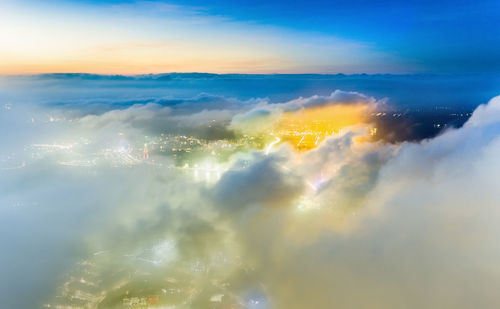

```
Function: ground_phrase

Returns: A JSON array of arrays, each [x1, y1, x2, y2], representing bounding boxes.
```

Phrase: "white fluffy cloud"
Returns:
[[214, 95, 500, 308]]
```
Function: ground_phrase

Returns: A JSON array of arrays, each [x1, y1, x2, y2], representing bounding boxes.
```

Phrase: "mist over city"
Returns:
[[1, 1, 500, 308]]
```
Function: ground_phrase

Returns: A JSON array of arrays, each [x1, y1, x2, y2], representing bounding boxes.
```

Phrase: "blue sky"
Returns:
[[1, 0, 499, 74], [157, 0, 500, 71]]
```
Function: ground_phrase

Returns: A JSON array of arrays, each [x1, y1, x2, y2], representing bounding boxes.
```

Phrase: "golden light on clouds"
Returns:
[[273, 104, 374, 150]]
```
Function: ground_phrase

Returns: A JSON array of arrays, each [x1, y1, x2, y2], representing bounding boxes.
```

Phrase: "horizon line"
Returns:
[[2, 72, 489, 78]]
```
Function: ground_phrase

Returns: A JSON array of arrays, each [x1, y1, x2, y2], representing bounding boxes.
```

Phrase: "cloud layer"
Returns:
[[1, 85, 500, 308]]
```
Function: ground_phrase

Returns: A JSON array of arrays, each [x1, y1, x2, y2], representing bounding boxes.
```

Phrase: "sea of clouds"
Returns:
[[1, 76, 500, 308]]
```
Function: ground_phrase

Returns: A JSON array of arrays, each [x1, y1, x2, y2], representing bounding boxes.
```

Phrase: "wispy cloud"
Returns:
[[0, 0, 407, 74]]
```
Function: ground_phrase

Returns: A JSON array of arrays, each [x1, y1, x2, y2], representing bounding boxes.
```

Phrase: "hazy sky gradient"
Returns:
[[2, 0, 498, 74]]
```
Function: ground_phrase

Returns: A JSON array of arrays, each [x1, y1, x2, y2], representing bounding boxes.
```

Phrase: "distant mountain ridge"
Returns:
[[5, 72, 458, 81]]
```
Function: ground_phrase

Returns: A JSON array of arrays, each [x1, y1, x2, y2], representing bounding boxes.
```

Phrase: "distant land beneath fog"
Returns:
[[1, 73, 500, 110]]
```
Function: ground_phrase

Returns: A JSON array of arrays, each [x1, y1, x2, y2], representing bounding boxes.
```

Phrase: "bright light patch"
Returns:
[[272, 104, 373, 150]]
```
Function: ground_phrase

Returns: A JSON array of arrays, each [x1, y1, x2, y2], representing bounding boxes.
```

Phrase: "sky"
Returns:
[[1, 0, 499, 74]]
